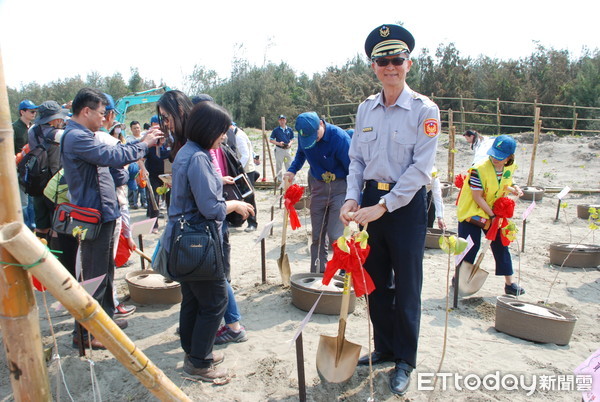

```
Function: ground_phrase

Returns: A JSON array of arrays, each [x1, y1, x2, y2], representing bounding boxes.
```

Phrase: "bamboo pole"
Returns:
[[0, 222, 191, 401], [0, 48, 51, 401], [527, 107, 541, 186], [449, 125, 456, 183]]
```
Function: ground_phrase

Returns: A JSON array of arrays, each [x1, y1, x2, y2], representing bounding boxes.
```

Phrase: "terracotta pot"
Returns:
[[519, 186, 545, 201], [290, 273, 355, 315], [425, 228, 457, 249], [495, 296, 577, 346], [576, 203, 600, 220], [548, 242, 600, 268], [125, 270, 182, 304]]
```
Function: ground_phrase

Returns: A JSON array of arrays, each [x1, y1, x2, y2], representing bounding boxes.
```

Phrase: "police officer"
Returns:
[[340, 24, 440, 396]]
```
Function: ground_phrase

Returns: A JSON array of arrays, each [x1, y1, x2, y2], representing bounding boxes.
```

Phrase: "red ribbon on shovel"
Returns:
[[284, 184, 304, 230]]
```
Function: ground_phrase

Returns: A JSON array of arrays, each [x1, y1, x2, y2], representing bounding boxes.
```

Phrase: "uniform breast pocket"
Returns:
[[392, 132, 417, 167], [358, 131, 378, 161]]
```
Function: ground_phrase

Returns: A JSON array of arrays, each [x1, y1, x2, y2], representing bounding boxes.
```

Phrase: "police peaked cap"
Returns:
[[365, 24, 415, 59]]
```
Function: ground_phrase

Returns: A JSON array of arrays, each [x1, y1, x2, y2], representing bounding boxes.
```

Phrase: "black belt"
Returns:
[[276, 145, 289, 149], [365, 180, 396, 192]]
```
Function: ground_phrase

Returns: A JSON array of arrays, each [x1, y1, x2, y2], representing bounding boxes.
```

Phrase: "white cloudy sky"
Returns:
[[1, 0, 598, 90]]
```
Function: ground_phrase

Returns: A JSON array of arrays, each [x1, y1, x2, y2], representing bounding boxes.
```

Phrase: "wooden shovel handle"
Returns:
[[133, 248, 152, 262]]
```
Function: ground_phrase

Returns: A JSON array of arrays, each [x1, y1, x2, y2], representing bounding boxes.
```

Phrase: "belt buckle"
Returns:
[[377, 182, 390, 191]]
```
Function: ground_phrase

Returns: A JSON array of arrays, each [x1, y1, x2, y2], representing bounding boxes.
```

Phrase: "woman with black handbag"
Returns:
[[162, 101, 254, 382]]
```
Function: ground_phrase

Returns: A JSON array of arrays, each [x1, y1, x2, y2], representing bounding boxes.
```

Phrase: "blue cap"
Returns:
[[295, 112, 321, 150], [19, 100, 38, 110], [103, 93, 119, 114], [488, 135, 517, 160], [150, 115, 160, 124], [278, 114, 286, 120], [346, 128, 355, 138]]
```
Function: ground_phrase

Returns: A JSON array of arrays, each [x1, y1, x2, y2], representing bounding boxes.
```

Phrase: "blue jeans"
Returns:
[[224, 281, 241, 324]]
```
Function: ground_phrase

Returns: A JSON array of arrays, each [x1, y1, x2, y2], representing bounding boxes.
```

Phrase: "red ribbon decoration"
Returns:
[[322, 239, 375, 297], [284, 184, 304, 230], [486, 196, 516, 245], [454, 173, 466, 205], [32, 275, 46, 292]]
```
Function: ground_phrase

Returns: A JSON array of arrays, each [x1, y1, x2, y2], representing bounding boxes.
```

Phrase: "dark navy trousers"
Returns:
[[362, 186, 427, 368]]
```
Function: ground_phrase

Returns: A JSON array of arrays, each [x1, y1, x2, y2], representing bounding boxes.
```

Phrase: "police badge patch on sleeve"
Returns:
[[424, 119, 439, 137]]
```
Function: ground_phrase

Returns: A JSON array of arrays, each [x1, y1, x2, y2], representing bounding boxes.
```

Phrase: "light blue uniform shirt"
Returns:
[[346, 85, 440, 212]]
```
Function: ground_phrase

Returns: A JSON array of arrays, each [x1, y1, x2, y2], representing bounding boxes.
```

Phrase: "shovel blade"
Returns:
[[458, 261, 489, 296], [316, 334, 361, 383], [277, 254, 291, 287]]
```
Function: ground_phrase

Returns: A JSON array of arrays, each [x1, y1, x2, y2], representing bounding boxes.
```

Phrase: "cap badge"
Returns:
[[379, 26, 390, 38]]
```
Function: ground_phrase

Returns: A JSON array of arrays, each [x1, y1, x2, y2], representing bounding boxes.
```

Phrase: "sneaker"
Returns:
[[244, 225, 257, 232], [114, 303, 136, 318], [214, 325, 248, 345], [504, 283, 526, 296]]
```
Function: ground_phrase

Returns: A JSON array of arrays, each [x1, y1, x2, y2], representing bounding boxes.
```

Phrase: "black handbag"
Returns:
[[167, 216, 225, 281]]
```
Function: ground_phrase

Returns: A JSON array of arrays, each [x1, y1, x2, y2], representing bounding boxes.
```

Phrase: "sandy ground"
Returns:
[[1, 133, 599, 401]]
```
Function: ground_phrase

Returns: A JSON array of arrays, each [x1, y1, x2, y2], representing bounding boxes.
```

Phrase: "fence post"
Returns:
[[496, 98, 501, 135], [533, 99, 538, 131], [460, 95, 465, 133], [527, 107, 541, 186], [572, 102, 578, 136]]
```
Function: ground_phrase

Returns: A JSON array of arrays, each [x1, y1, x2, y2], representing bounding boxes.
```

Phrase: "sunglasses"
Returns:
[[373, 57, 408, 67]]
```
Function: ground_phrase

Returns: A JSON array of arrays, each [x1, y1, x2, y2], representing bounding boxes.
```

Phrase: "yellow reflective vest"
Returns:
[[457, 158, 516, 222]]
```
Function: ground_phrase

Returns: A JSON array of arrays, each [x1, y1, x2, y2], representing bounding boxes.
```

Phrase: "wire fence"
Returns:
[[325, 96, 600, 136]]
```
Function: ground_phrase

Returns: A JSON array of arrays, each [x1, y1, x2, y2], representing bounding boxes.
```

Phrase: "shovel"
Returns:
[[277, 179, 292, 287], [316, 273, 361, 383], [457, 238, 491, 296]]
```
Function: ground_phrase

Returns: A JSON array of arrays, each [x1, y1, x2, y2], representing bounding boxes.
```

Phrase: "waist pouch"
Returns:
[[465, 215, 492, 230], [52, 202, 102, 241]]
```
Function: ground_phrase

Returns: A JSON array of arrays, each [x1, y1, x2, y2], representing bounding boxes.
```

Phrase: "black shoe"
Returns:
[[389, 361, 412, 395], [357, 351, 395, 366], [505, 283, 525, 296], [114, 318, 128, 330]]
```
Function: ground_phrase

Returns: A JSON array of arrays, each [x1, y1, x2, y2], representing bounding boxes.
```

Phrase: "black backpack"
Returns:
[[17, 125, 60, 196]]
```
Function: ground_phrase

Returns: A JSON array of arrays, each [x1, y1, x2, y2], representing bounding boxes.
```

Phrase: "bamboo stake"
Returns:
[[261, 116, 267, 181], [0, 48, 51, 401], [447, 109, 454, 183], [261, 116, 276, 184], [0, 222, 191, 402], [527, 107, 541, 186]]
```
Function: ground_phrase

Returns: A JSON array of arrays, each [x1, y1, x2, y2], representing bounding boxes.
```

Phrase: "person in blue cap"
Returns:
[[284, 112, 351, 273], [269, 114, 294, 182], [13, 99, 38, 154], [340, 23, 440, 396], [456, 134, 525, 295]]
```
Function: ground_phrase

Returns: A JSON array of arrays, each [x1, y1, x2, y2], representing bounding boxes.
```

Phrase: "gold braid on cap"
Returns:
[[371, 39, 409, 58]]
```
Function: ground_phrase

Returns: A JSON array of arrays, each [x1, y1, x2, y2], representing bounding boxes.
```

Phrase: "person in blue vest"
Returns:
[[284, 112, 350, 273]]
